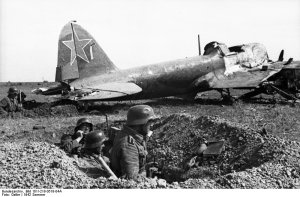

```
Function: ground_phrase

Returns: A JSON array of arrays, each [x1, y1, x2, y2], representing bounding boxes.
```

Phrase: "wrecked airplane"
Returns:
[[32, 21, 300, 104]]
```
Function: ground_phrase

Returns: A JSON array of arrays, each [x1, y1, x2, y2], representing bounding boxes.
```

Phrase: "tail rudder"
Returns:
[[56, 21, 118, 83]]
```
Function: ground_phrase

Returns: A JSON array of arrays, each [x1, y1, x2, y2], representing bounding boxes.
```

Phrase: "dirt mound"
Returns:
[[9, 103, 80, 118], [0, 141, 180, 189], [145, 114, 300, 188], [0, 141, 97, 188], [4, 100, 127, 118]]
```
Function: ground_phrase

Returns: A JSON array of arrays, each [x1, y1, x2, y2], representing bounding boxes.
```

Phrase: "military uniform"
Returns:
[[0, 96, 20, 115], [110, 125, 147, 180], [60, 118, 94, 155], [60, 133, 84, 155], [81, 130, 107, 156]]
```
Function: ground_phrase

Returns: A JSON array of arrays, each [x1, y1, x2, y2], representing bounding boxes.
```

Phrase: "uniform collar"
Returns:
[[123, 125, 145, 144], [8, 96, 16, 101]]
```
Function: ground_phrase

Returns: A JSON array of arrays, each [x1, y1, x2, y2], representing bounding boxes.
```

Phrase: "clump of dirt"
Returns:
[[23, 103, 53, 117], [12, 102, 79, 118], [51, 105, 79, 116]]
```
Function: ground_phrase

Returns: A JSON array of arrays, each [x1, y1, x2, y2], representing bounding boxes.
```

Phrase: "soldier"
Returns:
[[60, 118, 93, 155], [0, 86, 23, 116], [110, 105, 157, 180], [64, 130, 117, 179], [82, 130, 107, 156]]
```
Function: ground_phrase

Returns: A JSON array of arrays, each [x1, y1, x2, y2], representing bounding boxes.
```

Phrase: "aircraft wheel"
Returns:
[[221, 95, 235, 104]]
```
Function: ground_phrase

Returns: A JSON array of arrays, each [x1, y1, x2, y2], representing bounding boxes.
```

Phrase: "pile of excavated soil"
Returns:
[[0, 141, 96, 189], [0, 141, 179, 189], [145, 114, 300, 188], [4, 100, 128, 118], [7, 103, 80, 118]]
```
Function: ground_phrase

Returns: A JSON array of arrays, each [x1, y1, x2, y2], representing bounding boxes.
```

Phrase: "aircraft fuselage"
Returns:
[[70, 55, 225, 100]]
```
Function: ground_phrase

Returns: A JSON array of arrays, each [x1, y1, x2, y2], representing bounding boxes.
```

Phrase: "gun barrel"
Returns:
[[94, 155, 117, 179], [105, 114, 109, 131]]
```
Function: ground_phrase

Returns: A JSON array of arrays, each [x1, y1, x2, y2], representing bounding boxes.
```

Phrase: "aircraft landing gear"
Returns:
[[239, 88, 264, 100], [218, 88, 236, 103], [239, 83, 300, 103]]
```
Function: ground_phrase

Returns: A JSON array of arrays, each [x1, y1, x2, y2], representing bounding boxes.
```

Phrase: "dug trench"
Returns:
[[146, 114, 300, 183], [1, 112, 300, 188], [97, 113, 300, 188]]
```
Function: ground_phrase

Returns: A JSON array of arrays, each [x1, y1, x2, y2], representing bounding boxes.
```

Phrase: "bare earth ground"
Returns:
[[0, 82, 300, 189]]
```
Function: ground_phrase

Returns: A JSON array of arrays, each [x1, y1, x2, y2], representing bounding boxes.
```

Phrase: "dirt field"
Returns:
[[0, 82, 300, 189]]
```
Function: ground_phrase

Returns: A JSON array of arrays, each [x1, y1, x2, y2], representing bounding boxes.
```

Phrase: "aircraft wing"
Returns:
[[194, 62, 285, 89], [208, 69, 280, 89], [77, 82, 142, 101]]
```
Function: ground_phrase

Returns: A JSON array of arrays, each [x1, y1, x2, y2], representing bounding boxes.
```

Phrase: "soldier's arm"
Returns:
[[16, 92, 26, 111], [20, 92, 27, 103], [0, 106, 8, 116], [16, 104, 23, 111], [60, 134, 82, 154], [0, 99, 8, 115], [0, 98, 8, 107], [120, 142, 140, 180]]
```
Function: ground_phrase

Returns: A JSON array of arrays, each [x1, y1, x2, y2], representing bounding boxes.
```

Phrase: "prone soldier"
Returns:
[[0, 86, 24, 116], [81, 130, 108, 161], [81, 130, 117, 179], [60, 118, 93, 155], [110, 105, 157, 180]]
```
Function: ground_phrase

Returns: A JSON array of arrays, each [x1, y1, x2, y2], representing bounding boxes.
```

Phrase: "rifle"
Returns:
[[91, 154, 117, 179], [105, 114, 109, 131], [19, 90, 21, 103], [104, 114, 121, 142], [18, 90, 23, 109]]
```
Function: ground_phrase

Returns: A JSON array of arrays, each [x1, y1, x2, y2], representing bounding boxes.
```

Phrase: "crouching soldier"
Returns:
[[81, 130, 117, 179], [0, 87, 24, 116], [81, 130, 108, 159], [60, 118, 93, 155], [110, 105, 157, 180]]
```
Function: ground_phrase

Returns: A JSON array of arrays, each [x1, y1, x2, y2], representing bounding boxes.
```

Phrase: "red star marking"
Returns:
[[62, 29, 92, 65]]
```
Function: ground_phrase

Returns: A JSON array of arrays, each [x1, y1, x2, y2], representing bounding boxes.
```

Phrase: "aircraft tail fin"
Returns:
[[55, 21, 118, 83]]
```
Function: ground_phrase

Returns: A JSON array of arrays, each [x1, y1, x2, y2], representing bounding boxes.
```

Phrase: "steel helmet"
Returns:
[[75, 118, 93, 131], [126, 105, 156, 125], [8, 86, 18, 95], [84, 130, 107, 149]]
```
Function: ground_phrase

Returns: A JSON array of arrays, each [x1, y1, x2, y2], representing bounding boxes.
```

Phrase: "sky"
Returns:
[[0, 0, 300, 82]]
